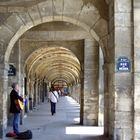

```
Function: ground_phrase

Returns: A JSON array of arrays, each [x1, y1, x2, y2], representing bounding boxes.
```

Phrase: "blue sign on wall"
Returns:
[[116, 57, 131, 72], [8, 64, 16, 76]]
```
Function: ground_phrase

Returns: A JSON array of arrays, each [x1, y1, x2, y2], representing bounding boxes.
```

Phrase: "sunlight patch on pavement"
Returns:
[[65, 126, 104, 135], [73, 117, 80, 123]]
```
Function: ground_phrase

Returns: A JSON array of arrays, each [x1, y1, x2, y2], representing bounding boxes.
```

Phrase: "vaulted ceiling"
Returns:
[[25, 47, 81, 84]]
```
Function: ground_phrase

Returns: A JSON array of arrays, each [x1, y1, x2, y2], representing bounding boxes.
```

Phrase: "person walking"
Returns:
[[10, 83, 23, 135], [48, 87, 59, 116], [24, 95, 28, 114]]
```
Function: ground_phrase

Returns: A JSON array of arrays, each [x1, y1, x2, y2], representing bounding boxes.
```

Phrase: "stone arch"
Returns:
[[4, 15, 102, 62], [1, 1, 109, 135]]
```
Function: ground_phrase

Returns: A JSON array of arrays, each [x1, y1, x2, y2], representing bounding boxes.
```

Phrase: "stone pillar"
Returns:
[[103, 62, 114, 137], [0, 63, 8, 139], [36, 81, 39, 104], [83, 39, 99, 126], [108, 0, 133, 139], [80, 68, 84, 124], [28, 81, 33, 110], [41, 81, 45, 102], [18, 42, 25, 125], [98, 47, 104, 126], [39, 82, 41, 103], [134, 0, 140, 139], [42, 81, 45, 102], [35, 81, 38, 105], [33, 81, 36, 107]]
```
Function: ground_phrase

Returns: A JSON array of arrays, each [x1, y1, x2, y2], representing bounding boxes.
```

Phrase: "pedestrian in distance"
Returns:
[[48, 87, 59, 116]]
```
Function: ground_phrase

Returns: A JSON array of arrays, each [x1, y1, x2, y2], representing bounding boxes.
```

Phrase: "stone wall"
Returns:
[[107, 0, 134, 139], [134, 0, 140, 139]]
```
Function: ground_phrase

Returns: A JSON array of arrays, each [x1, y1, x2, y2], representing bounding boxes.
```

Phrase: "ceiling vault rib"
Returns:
[[25, 47, 81, 85]]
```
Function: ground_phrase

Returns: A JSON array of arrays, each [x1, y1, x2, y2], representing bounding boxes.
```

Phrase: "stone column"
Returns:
[[36, 81, 40, 104], [42, 81, 45, 102], [28, 81, 33, 110], [108, 0, 133, 139], [39, 82, 41, 103], [83, 39, 99, 126], [98, 47, 104, 126], [0, 63, 8, 139], [103, 62, 114, 137], [18, 42, 25, 125], [80, 68, 84, 124], [134, 0, 140, 139], [33, 81, 36, 107]]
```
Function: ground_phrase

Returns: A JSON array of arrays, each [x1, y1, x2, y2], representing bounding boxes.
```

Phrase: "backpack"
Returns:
[[15, 130, 32, 139]]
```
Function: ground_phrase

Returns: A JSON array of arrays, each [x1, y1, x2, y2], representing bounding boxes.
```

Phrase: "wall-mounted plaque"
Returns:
[[8, 64, 16, 76], [116, 57, 131, 72]]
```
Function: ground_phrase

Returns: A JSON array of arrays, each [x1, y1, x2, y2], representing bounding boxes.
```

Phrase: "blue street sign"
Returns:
[[116, 57, 131, 72], [8, 64, 16, 76]]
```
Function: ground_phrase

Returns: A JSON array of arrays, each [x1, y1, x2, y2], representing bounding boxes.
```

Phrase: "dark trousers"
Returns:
[[13, 113, 20, 134], [50, 101, 56, 115], [25, 105, 28, 113]]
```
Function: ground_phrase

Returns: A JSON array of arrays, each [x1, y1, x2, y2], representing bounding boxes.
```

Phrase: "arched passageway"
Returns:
[[5, 19, 105, 139], [24, 46, 81, 108], [0, 0, 137, 140]]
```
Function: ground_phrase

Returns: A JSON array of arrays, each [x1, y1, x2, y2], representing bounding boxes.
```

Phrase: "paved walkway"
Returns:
[[5, 96, 108, 140]]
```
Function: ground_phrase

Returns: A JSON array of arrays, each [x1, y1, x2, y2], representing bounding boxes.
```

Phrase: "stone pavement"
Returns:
[[5, 96, 108, 140]]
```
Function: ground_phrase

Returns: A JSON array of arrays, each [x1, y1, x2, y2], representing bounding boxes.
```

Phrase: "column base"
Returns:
[[83, 119, 98, 126]]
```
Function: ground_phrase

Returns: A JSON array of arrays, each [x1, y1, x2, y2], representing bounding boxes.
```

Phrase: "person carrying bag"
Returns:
[[48, 87, 59, 116]]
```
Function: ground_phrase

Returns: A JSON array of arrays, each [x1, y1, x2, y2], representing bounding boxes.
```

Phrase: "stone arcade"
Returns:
[[0, 0, 140, 140]]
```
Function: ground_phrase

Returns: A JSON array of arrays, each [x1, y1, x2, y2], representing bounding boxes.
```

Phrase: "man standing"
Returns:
[[48, 87, 59, 116], [10, 83, 23, 135]]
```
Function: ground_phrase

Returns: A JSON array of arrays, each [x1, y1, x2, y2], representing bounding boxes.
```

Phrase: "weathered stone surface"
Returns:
[[38, 1, 53, 19], [0, 0, 138, 139], [0, 25, 14, 43], [134, 3, 140, 139], [83, 39, 99, 126], [22, 30, 89, 41], [103, 0, 134, 139], [115, 47, 132, 60], [52, 0, 63, 16], [78, 4, 100, 28], [115, 97, 132, 111], [115, 0, 131, 12], [8, 7, 26, 13], [93, 18, 108, 37], [115, 13, 131, 27], [87, 114, 98, 119], [114, 128, 132, 140], [27, 5, 41, 25], [134, 73, 140, 84], [114, 73, 132, 86], [18, 12, 34, 27], [5, 13, 24, 33], [115, 27, 131, 48]]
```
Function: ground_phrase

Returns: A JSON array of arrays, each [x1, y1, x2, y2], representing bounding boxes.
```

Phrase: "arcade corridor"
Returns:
[[0, 0, 140, 140], [5, 96, 106, 140]]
